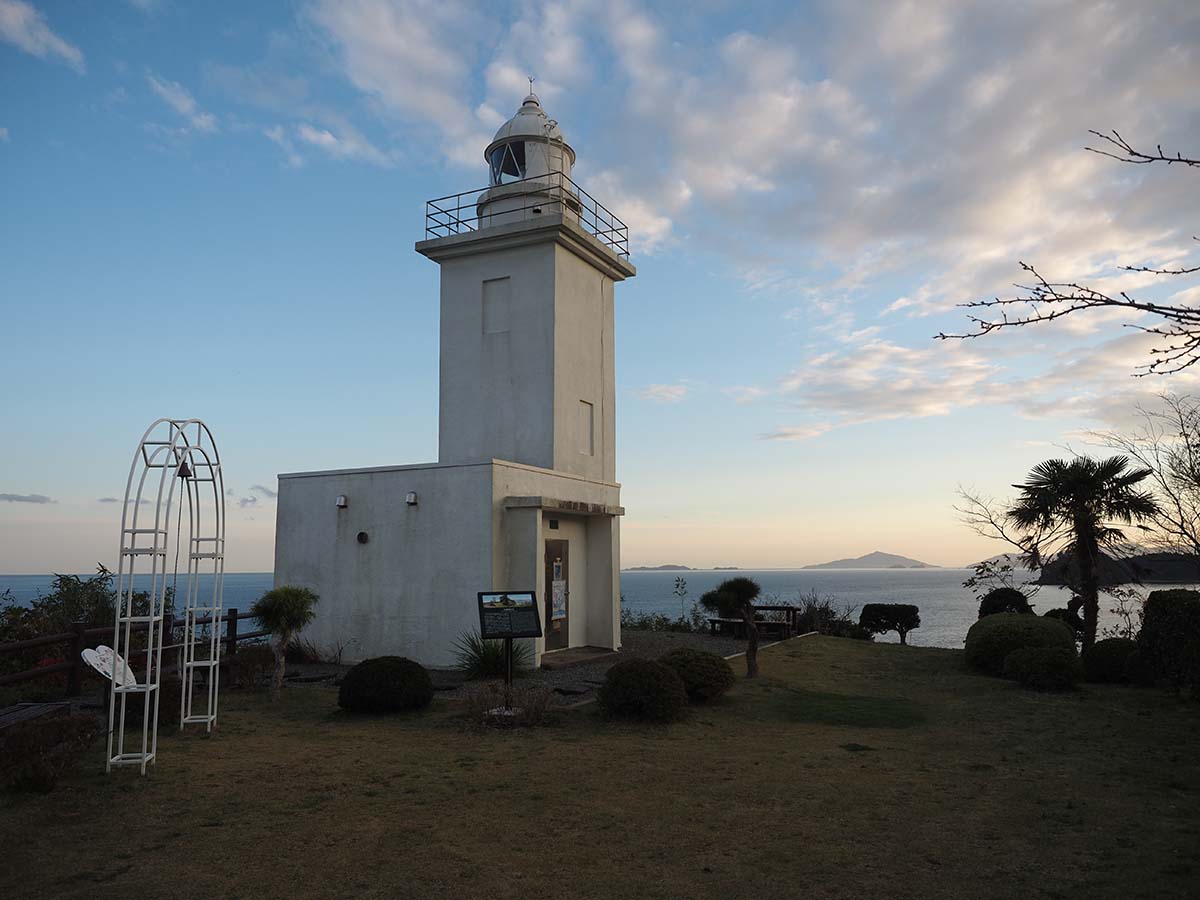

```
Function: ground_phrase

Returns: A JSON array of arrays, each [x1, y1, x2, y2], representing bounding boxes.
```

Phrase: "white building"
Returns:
[[273, 93, 636, 667]]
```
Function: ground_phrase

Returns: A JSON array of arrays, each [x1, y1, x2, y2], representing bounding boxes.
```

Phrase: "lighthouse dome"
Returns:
[[484, 93, 576, 186]]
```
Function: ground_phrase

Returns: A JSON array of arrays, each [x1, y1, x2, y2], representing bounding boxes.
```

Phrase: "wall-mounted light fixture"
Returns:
[[405, 492, 419, 506], [335, 495, 348, 509]]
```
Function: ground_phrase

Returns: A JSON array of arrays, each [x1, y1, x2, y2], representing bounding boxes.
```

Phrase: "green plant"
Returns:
[[284, 636, 324, 664], [978, 587, 1033, 618], [1082, 637, 1137, 683], [1006, 455, 1158, 649], [659, 648, 735, 702], [1042, 607, 1083, 639], [964, 613, 1076, 676], [250, 585, 319, 701], [338, 656, 433, 714], [1002, 646, 1082, 692], [597, 658, 687, 722], [700, 577, 763, 677], [0, 712, 101, 792], [228, 643, 275, 690], [452, 631, 532, 680], [1123, 647, 1157, 687], [460, 682, 554, 727], [858, 604, 921, 644], [1139, 589, 1200, 691], [119, 674, 183, 730]]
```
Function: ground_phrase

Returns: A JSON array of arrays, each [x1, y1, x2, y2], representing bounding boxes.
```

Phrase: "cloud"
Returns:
[[0, 126, 8, 142], [295, 122, 389, 166], [636, 383, 688, 403], [724, 386, 768, 405], [0, 0, 83, 72], [759, 424, 832, 442], [263, 125, 303, 167], [1, 493, 53, 503], [146, 73, 218, 133], [250, 484, 278, 499], [238, 496, 258, 509], [97, 497, 120, 503]]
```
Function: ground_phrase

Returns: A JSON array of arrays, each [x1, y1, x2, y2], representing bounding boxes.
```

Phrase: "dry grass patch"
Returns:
[[2, 637, 1198, 900]]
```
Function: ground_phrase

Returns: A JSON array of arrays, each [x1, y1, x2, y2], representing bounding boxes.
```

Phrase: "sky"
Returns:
[[2, 0, 1200, 574]]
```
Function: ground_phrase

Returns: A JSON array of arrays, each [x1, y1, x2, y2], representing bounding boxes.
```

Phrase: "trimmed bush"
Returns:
[[1, 712, 101, 792], [978, 587, 1033, 619], [597, 658, 687, 722], [859, 604, 921, 644], [338, 656, 433, 714], [1043, 608, 1084, 639], [1123, 647, 1157, 687], [1083, 637, 1137, 684], [659, 648, 735, 703], [1139, 589, 1200, 691], [227, 644, 275, 690], [965, 613, 1075, 676], [1002, 646, 1082, 692]]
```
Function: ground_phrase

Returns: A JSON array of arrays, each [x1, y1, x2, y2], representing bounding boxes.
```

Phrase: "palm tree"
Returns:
[[249, 585, 319, 701], [1008, 456, 1158, 649], [700, 577, 762, 677]]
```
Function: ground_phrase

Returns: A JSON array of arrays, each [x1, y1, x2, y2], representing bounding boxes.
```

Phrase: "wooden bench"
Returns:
[[707, 617, 793, 639]]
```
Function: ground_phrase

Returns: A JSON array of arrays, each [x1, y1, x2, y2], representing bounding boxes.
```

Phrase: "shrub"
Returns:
[[228, 644, 275, 690], [452, 631, 532, 680], [659, 648, 735, 702], [1123, 647, 1157, 687], [859, 604, 921, 644], [978, 587, 1033, 619], [1043, 608, 1083, 639], [1139, 589, 1200, 691], [597, 658, 687, 722], [1082, 637, 1137, 683], [1002, 646, 1082, 692], [1, 712, 101, 792], [338, 656, 433, 714], [284, 636, 324, 664], [461, 682, 554, 727], [965, 613, 1076, 676]]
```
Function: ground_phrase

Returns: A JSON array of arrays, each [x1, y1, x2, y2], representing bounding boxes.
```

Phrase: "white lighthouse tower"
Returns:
[[274, 93, 635, 666]]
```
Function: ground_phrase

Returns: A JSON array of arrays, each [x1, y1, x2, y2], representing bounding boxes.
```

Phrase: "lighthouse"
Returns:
[[273, 93, 636, 666]]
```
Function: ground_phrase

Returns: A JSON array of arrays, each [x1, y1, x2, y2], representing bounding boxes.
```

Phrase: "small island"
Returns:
[[804, 550, 937, 570], [623, 564, 693, 571]]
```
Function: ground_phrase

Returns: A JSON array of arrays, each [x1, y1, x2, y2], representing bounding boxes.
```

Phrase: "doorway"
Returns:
[[544, 539, 568, 651]]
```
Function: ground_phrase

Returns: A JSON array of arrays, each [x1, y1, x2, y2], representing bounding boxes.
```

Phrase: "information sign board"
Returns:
[[478, 591, 542, 639]]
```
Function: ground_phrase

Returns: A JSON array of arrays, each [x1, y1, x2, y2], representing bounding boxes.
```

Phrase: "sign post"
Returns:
[[478, 591, 541, 714]]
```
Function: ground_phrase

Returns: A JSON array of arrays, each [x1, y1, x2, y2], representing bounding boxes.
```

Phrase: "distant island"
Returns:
[[713, 566, 740, 570], [1037, 551, 1200, 586], [804, 551, 937, 570], [624, 564, 693, 571]]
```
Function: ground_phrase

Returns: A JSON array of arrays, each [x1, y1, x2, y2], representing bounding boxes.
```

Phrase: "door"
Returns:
[[544, 539, 568, 651]]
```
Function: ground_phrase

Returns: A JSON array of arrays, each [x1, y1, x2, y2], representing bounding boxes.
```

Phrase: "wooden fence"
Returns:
[[0, 608, 268, 697]]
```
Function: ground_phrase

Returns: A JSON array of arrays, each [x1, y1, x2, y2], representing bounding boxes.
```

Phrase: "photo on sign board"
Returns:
[[481, 592, 535, 609]]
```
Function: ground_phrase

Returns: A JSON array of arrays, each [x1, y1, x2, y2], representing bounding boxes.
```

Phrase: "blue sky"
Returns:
[[2, 0, 1199, 573]]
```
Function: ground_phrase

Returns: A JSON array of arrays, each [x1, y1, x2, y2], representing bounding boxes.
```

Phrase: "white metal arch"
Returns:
[[106, 418, 226, 774]]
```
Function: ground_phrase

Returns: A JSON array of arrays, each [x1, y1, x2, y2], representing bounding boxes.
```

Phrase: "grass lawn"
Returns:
[[3, 636, 1199, 900]]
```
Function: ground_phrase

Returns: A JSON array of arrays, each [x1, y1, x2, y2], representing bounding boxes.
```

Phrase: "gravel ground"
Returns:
[[282, 631, 756, 706]]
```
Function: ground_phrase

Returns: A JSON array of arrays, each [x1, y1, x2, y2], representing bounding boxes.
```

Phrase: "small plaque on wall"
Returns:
[[478, 591, 543, 639]]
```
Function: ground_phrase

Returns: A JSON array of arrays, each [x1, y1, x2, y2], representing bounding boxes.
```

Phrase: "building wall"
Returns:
[[553, 244, 617, 482], [437, 242, 556, 469], [273, 461, 494, 667]]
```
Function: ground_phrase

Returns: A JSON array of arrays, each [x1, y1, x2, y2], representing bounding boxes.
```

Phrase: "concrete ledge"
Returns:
[[416, 215, 637, 282], [505, 495, 625, 516]]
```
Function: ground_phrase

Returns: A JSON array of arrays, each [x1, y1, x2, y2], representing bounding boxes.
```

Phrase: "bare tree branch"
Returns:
[[937, 131, 1199, 373], [1085, 129, 1200, 168]]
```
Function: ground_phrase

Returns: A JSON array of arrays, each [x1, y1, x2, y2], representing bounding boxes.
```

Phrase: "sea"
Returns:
[[1, 568, 1147, 649]]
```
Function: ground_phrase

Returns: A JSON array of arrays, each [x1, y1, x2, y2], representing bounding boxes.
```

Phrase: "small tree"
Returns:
[[859, 604, 921, 645], [978, 587, 1033, 619], [250, 586, 319, 701], [700, 577, 762, 677]]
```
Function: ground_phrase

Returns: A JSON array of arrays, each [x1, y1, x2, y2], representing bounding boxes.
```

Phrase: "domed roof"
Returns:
[[485, 94, 573, 161]]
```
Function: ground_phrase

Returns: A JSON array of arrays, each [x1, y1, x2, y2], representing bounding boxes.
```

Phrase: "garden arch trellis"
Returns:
[[106, 418, 226, 774]]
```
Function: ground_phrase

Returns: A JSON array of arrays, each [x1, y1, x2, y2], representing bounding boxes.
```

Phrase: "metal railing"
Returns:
[[425, 171, 630, 258]]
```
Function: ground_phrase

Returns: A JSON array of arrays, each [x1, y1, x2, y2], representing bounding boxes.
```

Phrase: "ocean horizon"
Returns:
[[2, 567, 1147, 649]]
